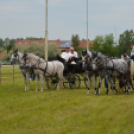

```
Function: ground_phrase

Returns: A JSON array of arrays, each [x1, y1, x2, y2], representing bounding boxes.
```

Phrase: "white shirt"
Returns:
[[131, 46, 134, 56], [69, 51, 78, 57], [61, 52, 73, 60]]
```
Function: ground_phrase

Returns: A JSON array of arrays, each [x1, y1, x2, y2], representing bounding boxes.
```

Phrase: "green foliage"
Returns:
[[0, 38, 4, 48], [0, 47, 5, 52], [0, 51, 12, 62], [0, 43, 60, 62], [7, 44, 13, 53], [93, 33, 118, 57], [118, 29, 134, 56], [71, 34, 80, 51]]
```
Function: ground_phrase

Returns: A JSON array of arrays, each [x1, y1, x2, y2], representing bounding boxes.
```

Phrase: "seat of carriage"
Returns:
[[63, 57, 84, 76]]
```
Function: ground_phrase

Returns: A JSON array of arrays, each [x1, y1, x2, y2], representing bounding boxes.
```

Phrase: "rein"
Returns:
[[23, 55, 55, 76]]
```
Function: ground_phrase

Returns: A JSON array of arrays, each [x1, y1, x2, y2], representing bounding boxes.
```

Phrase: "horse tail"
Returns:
[[130, 59, 134, 77]]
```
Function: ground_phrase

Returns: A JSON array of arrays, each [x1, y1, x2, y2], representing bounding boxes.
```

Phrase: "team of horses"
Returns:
[[10, 49, 134, 95]]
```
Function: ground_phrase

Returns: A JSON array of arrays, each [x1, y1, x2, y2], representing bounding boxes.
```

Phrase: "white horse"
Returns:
[[10, 49, 32, 90], [22, 53, 64, 91], [81, 50, 99, 94], [92, 52, 134, 95]]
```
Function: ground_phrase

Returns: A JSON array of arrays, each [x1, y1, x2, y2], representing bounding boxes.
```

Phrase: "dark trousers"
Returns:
[[55, 55, 65, 63]]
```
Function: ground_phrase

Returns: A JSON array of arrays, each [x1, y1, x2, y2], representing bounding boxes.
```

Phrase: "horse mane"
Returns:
[[13, 49, 18, 53], [27, 53, 39, 60], [87, 51, 92, 58], [97, 52, 105, 58]]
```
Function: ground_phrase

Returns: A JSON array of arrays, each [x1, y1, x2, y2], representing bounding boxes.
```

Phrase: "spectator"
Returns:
[[131, 43, 134, 57], [121, 51, 129, 60]]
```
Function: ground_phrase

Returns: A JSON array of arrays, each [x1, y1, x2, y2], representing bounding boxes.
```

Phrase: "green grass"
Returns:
[[0, 65, 134, 134]]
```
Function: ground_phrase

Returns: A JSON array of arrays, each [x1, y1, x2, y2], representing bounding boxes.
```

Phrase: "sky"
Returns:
[[0, 0, 134, 40]]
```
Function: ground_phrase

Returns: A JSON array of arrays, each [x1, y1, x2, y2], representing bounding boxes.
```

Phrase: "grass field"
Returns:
[[1, 65, 134, 134]]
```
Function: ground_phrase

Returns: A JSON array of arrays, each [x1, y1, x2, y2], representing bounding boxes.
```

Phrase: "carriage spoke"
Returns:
[[69, 75, 81, 89]]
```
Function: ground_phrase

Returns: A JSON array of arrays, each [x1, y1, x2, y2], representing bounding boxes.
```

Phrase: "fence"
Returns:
[[0, 64, 22, 84]]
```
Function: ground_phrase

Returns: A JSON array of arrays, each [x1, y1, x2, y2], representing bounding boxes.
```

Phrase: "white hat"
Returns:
[[70, 47, 74, 50]]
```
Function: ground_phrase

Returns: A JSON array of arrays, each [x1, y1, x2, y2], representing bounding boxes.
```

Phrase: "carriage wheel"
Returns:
[[63, 75, 70, 88], [69, 75, 81, 89], [48, 77, 58, 89]]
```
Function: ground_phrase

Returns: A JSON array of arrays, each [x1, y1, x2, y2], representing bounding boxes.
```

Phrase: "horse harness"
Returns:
[[22, 54, 57, 76]]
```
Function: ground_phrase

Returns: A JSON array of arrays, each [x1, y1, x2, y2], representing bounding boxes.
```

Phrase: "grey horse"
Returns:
[[81, 50, 99, 94], [92, 52, 134, 95], [22, 53, 64, 91], [10, 49, 32, 90]]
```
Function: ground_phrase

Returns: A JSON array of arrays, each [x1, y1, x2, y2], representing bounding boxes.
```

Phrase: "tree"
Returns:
[[118, 29, 134, 56], [71, 34, 80, 51], [93, 33, 118, 57], [0, 43, 60, 62], [0, 38, 4, 48]]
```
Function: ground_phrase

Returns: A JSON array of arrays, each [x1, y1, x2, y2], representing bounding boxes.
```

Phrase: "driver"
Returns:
[[55, 47, 75, 63]]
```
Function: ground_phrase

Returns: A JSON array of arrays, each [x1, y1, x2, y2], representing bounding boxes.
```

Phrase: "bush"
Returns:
[[0, 43, 60, 62]]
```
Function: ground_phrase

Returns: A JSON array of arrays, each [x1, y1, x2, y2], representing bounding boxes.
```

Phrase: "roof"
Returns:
[[60, 43, 71, 48]]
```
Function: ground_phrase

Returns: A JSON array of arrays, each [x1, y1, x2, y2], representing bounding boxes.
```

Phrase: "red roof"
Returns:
[[15, 39, 94, 48], [15, 39, 60, 47], [80, 40, 94, 48], [0, 52, 4, 57]]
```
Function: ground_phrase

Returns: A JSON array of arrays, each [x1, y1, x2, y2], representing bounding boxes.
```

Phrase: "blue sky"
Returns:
[[0, 0, 134, 40]]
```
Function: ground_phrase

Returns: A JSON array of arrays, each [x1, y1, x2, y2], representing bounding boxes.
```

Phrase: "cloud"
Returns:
[[0, 0, 134, 40]]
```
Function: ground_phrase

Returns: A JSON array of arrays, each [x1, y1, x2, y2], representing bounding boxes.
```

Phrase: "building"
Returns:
[[15, 39, 94, 51]]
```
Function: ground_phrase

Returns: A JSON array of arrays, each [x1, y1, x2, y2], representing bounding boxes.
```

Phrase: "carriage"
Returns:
[[47, 60, 90, 90]]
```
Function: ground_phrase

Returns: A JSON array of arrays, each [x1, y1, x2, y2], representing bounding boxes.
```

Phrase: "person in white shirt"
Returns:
[[121, 51, 129, 60], [55, 47, 75, 63], [131, 43, 134, 57], [69, 47, 78, 58], [61, 48, 74, 61]]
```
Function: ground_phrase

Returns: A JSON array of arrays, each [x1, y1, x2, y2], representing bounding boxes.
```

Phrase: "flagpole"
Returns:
[[87, 0, 89, 50], [45, 0, 48, 60]]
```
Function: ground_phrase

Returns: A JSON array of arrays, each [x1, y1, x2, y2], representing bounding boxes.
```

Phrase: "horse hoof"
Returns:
[[95, 92, 99, 95], [87, 91, 90, 94]]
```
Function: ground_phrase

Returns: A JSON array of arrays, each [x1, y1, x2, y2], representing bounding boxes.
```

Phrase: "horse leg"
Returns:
[[26, 72, 30, 90], [36, 75, 39, 91], [126, 78, 131, 95], [105, 76, 109, 95], [108, 77, 114, 94], [95, 76, 102, 95], [57, 71, 63, 90], [86, 71, 90, 94], [40, 74, 44, 91], [113, 77, 118, 93], [94, 75, 97, 95], [22, 74, 27, 90]]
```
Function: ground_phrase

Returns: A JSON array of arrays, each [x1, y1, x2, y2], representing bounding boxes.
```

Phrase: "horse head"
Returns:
[[81, 49, 93, 70], [10, 49, 19, 64], [21, 53, 33, 68], [92, 52, 106, 70]]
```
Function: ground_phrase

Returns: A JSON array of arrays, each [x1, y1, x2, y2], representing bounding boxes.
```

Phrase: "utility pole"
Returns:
[[114, 27, 116, 45], [87, 0, 89, 50], [45, 0, 48, 60]]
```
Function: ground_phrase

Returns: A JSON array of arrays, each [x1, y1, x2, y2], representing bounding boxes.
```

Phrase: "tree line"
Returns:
[[71, 29, 134, 58], [0, 29, 134, 61]]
